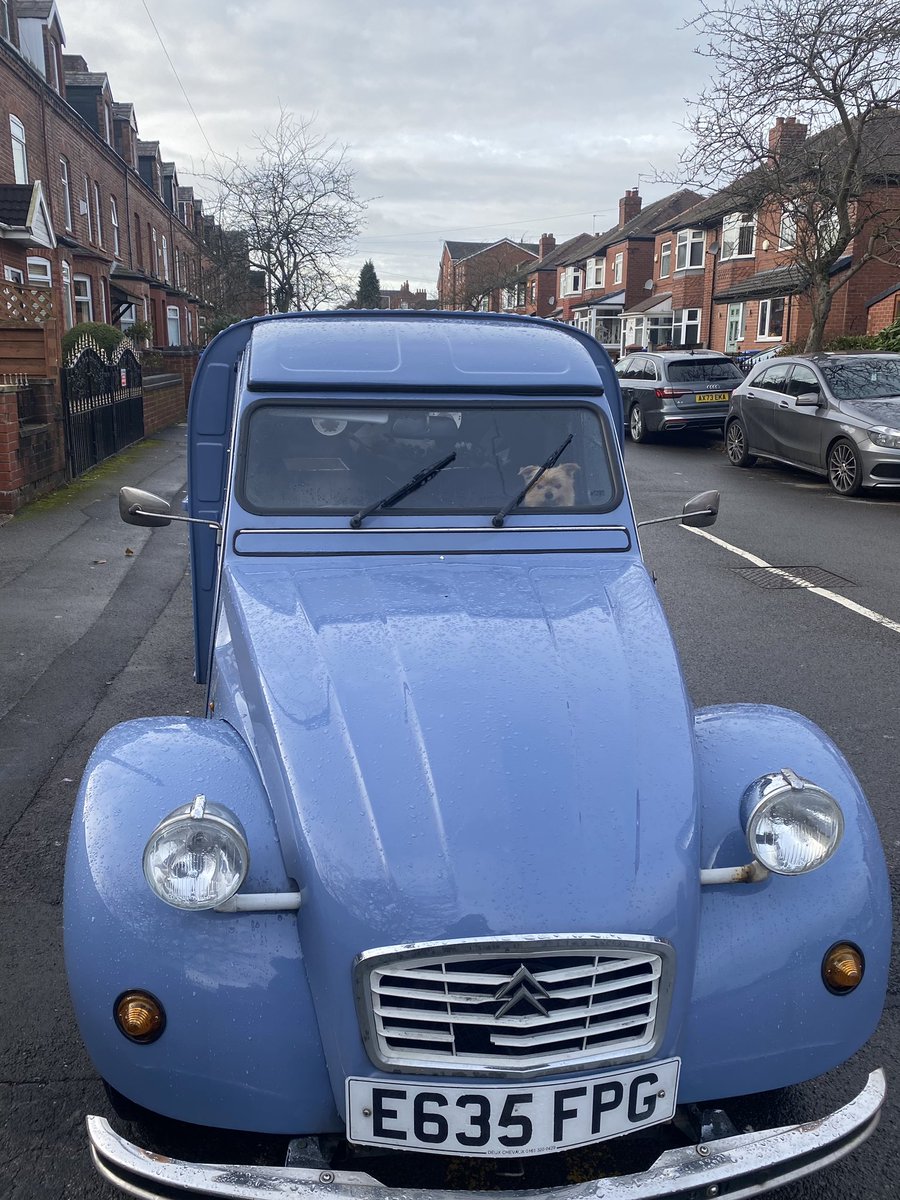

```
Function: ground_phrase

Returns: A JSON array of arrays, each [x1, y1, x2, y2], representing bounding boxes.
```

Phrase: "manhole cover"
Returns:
[[733, 565, 856, 590]]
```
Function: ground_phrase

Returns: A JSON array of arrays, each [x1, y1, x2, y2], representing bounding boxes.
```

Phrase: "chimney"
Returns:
[[619, 189, 642, 227], [768, 116, 808, 163], [539, 233, 556, 260]]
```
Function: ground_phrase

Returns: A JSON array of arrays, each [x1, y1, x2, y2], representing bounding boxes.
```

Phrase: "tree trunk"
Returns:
[[803, 278, 834, 353]]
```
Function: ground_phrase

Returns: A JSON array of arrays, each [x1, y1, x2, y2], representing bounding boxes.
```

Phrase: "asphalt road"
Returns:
[[0, 425, 898, 1198]]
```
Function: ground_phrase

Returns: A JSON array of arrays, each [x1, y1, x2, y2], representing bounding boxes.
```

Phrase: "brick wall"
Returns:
[[142, 373, 186, 435], [155, 348, 201, 398], [0, 378, 66, 512], [868, 290, 900, 334]]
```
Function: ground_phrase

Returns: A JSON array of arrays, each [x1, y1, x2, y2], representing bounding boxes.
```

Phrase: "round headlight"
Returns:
[[143, 796, 249, 910], [741, 769, 844, 875]]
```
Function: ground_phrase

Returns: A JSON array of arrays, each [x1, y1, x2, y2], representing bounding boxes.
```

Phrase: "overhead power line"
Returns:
[[139, 0, 222, 166]]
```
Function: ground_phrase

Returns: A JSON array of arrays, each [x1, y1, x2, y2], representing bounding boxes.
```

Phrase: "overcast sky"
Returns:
[[71, 0, 709, 295]]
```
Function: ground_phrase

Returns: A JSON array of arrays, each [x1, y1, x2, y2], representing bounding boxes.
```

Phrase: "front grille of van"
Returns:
[[354, 935, 674, 1077]]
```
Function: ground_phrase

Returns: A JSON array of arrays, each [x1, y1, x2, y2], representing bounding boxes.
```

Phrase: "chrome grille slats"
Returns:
[[356, 935, 674, 1078]]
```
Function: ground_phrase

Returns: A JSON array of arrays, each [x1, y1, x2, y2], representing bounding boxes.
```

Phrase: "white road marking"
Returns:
[[683, 525, 900, 636]]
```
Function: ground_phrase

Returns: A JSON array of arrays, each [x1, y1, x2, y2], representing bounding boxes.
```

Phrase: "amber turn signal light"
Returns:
[[822, 943, 864, 994], [114, 991, 166, 1043]]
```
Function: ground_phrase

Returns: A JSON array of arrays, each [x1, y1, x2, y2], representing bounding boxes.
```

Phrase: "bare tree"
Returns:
[[449, 249, 532, 311], [206, 110, 366, 312], [677, 0, 900, 350]]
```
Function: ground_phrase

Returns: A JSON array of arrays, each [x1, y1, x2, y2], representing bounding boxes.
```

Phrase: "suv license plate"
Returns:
[[346, 1058, 680, 1157], [695, 392, 728, 403]]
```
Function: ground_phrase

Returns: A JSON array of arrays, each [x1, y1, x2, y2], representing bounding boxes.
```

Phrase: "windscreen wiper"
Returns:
[[349, 452, 457, 528], [491, 434, 573, 528]]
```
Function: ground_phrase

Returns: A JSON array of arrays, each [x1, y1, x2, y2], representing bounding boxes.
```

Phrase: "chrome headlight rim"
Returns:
[[741, 769, 844, 876], [868, 425, 900, 450], [142, 797, 250, 911]]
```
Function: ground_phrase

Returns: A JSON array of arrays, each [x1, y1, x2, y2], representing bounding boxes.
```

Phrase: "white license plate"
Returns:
[[346, 1059, 680, 1157]]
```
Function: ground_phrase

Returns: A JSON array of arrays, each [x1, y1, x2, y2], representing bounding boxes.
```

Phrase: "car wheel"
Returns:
[[827, 439, 863, 496], [629, 404, 650, 443], [725, 419, 757, 467]]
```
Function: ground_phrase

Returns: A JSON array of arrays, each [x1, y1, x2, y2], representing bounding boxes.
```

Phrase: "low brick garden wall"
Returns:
[[143, 373, 187, 435], [0, 379, 66, 513]]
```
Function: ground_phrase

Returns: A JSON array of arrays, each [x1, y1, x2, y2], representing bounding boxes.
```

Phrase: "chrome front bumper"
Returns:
[[87, 1068, 885, 1200]]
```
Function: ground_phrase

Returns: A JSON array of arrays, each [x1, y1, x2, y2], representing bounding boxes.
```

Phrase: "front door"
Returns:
[[775, 363, 826, 467], [725, 303, 745, 354]]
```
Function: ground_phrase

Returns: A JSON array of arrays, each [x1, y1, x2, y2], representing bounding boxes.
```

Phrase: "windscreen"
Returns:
[[666, 359, 744, 383], [820, 357, 900, 401], [240, 402, 619, 515]]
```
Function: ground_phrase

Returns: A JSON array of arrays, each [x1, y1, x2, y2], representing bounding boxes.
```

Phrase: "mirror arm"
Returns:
[[637, 509, 715, 529], [130, 506, 221, 530]]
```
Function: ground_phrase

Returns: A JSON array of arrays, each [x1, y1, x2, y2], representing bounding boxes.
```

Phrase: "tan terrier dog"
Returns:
[[518, 462, 580, 507]]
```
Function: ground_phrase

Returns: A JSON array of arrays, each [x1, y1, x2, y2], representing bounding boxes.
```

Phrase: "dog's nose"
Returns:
[[543, 490, 555, 501]]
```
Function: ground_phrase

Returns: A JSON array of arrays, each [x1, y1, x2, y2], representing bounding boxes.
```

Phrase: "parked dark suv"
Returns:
[[616, 351, 745, 442]]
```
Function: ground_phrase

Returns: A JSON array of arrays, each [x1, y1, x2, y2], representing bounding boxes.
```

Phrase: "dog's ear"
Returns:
[[518, 465, 540, 481], [559, 462, 580, 477]]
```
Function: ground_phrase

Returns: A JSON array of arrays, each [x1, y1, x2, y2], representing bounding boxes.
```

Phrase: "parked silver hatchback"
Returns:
[[616, 351, 745, 443], [725, 353, 900, 496]]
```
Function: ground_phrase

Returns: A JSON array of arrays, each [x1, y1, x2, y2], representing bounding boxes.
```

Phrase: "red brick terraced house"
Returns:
[[380, 280, 432, 310], [0, 0, 259, 367], [547, 189, 704, 358], [437, 238, 539, 311], [0, 0, 261, 510], [501, 232, 595, 320], [643, 115, 900, 356]]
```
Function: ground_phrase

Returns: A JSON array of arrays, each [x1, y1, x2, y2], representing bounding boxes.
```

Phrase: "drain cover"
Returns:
[[733, 565, 856, 590]]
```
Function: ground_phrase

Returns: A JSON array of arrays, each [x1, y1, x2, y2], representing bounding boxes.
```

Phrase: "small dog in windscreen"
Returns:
[[518, 463, 580, 507]]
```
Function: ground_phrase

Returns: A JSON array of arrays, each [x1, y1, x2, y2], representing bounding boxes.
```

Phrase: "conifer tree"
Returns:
[[355, 260, 382, 309]]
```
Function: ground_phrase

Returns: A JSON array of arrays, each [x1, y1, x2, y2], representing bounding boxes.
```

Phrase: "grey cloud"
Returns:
[[73, 0, 706, 292]]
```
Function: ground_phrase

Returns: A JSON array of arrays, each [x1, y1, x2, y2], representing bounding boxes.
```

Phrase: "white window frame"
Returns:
[[673, 307, 702, 346], [10, 115, 28, 184], [758, 297, 786, 340], [4, 265, 25, 284], [60, 156, 73, 231], [162, 235, 170, 283], [110, 196, 120, 258], [659, 241, 672, 279], [120, 303, 137, 330], [721, 212, 756, 261], [186, 309, 193, 342], [613, 252, 624, 286], [587, 257, 605, 289], [83, 174, 92, 241], [0, 1, 10, 40], [779, 209, 796, 250], [151, 228, 159, 277], [103, 105, 112, 146], [99, 278, 107, 323], [61, 261, 74, 329], [560, 265, 583, 297], [675, 229, 705, 271], [73, 274, 93, 323], [93, 181, 103, 246], [26, 256, 52, 286]]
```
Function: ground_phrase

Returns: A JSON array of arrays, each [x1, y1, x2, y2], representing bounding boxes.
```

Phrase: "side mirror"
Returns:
[[796, 391, 822, 407], [119, 486, 172, 527], [681, 489, 719, 529]]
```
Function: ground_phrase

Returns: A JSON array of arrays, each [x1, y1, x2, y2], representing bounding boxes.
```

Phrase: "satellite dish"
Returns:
[[644, 279, 654, 290]]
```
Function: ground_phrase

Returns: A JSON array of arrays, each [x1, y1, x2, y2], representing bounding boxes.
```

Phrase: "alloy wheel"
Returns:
[[725, 420, 756, 467], [629, 405, 646, 442], [827, 440, 862, 496]]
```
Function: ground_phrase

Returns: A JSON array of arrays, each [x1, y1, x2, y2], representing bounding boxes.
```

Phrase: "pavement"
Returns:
[[0, 424, 201, 1198]]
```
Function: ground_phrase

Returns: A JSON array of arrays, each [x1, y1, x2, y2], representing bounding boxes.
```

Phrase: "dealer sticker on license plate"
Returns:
[[346, 1058, 680, 1157], [695, 392, 728, 404]]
